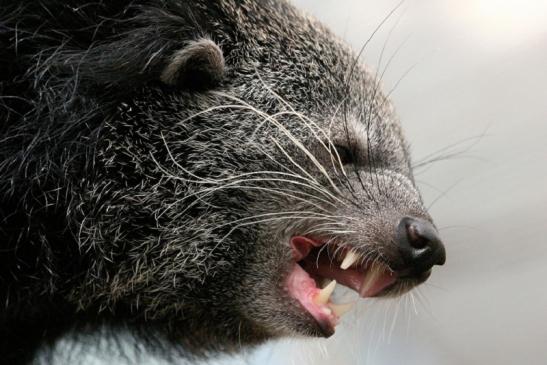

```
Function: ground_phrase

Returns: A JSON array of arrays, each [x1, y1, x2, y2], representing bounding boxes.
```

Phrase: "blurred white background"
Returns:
[[45, 1, 547, 364]]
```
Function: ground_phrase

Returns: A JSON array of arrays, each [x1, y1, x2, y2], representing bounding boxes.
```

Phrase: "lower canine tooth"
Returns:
[[340, 250, 359, 270], [314, 280, 337, 305], [328, 302, 355, 317]]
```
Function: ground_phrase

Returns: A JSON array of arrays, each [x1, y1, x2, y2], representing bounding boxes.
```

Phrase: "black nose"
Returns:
[[396, 217, 446, 276]]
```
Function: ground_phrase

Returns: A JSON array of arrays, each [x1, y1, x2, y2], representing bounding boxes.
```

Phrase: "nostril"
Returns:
[[397, 217, 446, 275], [407, 223, 429, 249]]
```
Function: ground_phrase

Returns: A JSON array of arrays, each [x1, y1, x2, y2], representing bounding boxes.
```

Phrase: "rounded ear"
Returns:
[[160, 38, 225, 90]]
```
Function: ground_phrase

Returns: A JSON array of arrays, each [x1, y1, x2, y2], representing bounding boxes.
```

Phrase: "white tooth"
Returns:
[[314, 280, 337, 305], [340, 250, 359, 270], [360, 264, 383, 296], [321, 307, 333, 316], [328, 302, 355, 317]]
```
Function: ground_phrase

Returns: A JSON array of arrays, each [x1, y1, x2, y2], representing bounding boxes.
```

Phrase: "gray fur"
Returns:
[[0, 0, 435, 363], [160, 38, 225, 88]]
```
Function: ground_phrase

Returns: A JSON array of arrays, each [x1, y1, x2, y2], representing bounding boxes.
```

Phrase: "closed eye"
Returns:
[[331, 144, 355, 165]]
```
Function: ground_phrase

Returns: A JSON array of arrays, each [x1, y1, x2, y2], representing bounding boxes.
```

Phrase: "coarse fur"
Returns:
[[0, 0, 436, 364]]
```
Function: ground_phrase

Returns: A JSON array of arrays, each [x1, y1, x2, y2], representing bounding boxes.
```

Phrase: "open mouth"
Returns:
[[286, 236, 398, 336]]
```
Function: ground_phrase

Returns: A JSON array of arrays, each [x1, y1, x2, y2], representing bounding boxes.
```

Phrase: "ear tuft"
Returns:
[[161, 38, 225, 90]]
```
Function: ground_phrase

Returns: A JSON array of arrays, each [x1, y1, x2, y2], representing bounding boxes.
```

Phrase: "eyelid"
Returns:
[[331, 143, 354, 165]]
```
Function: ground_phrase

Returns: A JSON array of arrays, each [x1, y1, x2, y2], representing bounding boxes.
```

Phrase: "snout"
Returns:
[[396, 217, 446, 277]]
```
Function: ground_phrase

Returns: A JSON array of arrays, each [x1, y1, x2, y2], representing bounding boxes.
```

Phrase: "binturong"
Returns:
[[0, 0, 446, 364]]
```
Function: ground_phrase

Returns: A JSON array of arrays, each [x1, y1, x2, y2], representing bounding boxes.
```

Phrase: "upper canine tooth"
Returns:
[[340, 250, 359, 270], [328, 302, 355, 317], [314, 280, 337, 305]]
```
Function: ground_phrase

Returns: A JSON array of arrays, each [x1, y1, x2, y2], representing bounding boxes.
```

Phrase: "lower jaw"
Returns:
[[285, 263, 337, 336], [285, 260, 398, 335]]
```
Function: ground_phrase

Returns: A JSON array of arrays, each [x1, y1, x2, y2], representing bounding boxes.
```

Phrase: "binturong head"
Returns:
[[0, 0, 446, 357], [106, 0, 447, 346], [70, 0, 446, 350]]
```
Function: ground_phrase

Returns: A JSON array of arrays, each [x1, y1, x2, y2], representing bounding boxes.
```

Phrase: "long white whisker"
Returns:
[[252, 73, 349, 176], [208, 214, 345, 256], [212, 91, 344, 195]]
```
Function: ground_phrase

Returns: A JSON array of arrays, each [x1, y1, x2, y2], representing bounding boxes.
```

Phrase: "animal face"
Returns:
[[81, 1, 445, 346], [0, 0, 445, 356]]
